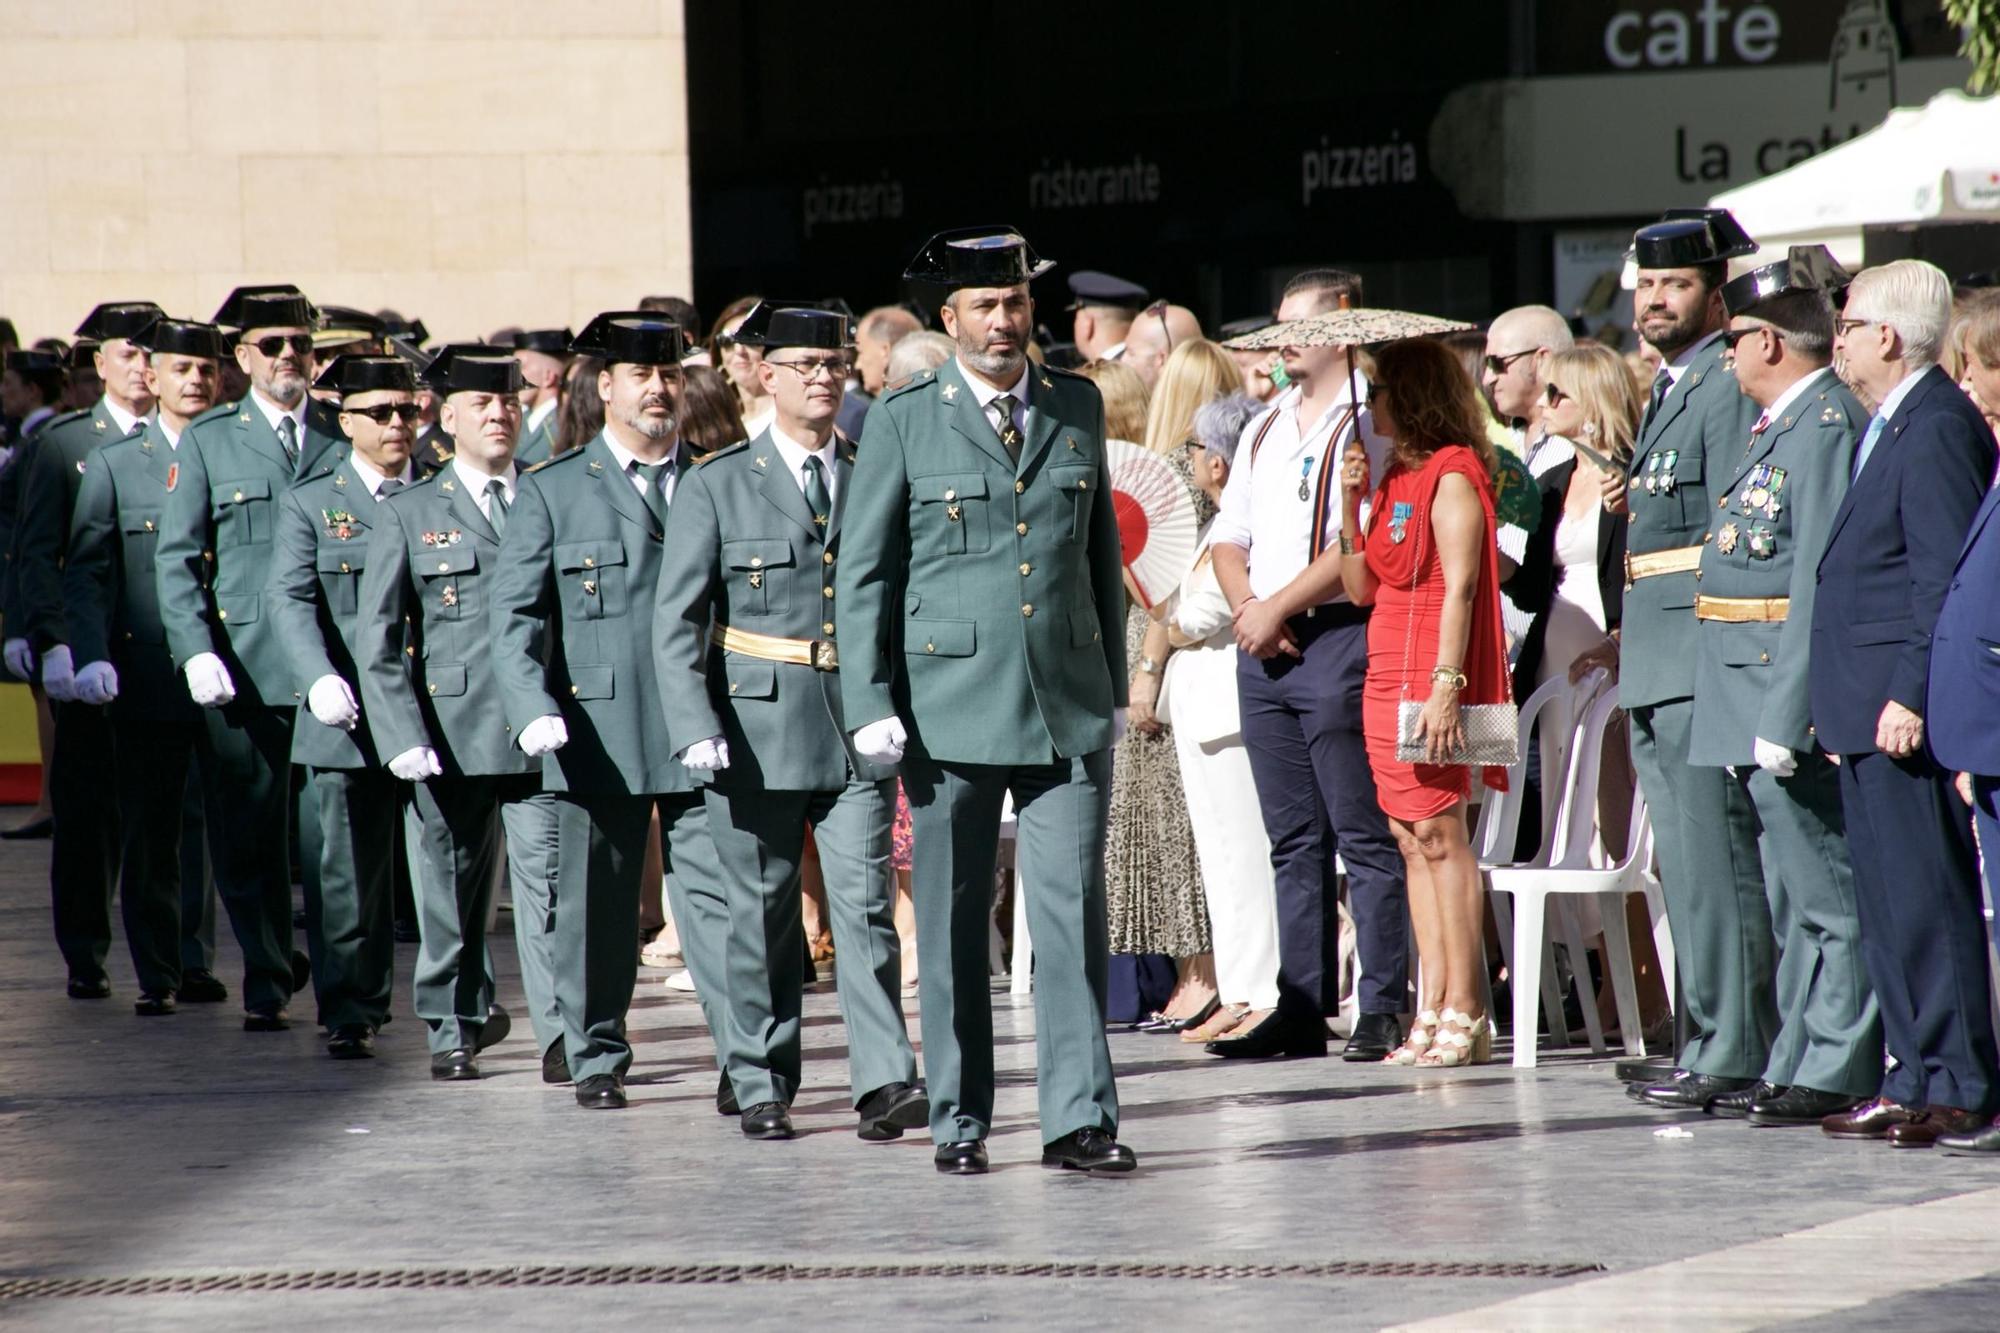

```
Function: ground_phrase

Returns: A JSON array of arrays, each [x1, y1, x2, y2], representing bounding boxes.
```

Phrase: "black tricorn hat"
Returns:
[[380, 315, 430, 347], [1721, 245, 1853, 318], [66, 340, 98, 371], [568, 312, 686, 366], [133, 318, 230, 361], [902, 226, 1055, 288], [213, 284, 317, 332], [511, 328, 574, 356], [5, 348, 66, 376], [313, 306, 387, 350], [421, 343, 525, 395], [314, 354, 418, 396], [1633, 208, 1758, 269], [729, 300, 855, 351], [75, 301, 166, 343]]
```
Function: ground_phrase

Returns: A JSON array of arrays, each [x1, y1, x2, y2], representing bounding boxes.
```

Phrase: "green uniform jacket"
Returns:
[[654, 430, 890, 791], [1690, 372, 1862, 765], [515, 410, 557, 468], [489, 433, 693, 795], [60, 420, 195, 723], [155, 395, 345, 709], [16, 399, 129, 649], [834, 358, 1126, 764], [1620, 334, 1764, 711], [354, 466, 541, 778]]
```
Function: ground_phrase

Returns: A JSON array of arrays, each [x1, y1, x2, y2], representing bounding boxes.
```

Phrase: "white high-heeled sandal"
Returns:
[[1421, 1008, 1494, 1067], [1383, 1010, 1439, 1065]]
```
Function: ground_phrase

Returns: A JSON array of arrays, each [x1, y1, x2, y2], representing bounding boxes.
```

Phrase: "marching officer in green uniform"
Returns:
[[16, 302, 162, 997], [656, 301, 925, 1142], [489, 312, 727, 1111], [62, 317, 232, 1013], [157, 284, 342, 1030], [356, 345, 560, 1082], [1687, 247, 1881, 1124], [836, 228, 1135, 1175], [511, 329, 571, 467], [1607, 212, 1779, 1112], [267, 354, 422, 1059]]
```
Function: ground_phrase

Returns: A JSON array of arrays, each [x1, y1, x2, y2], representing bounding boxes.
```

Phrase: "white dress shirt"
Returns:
[[349, 451, 414, 500], [599, 430, 680, 507], [246, 386, 306, 446], [957, 357, 1030, 440], [102, 395, 148, 438], [525, 398, 557, 436], [450, 456, 517, 518], [1208, 376, 1390, 603], [768, 420, 840, 509], [1868, 363, 1926, 426]]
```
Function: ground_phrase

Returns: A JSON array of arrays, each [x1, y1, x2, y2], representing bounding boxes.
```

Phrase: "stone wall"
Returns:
[[0, 0, 690, 343]]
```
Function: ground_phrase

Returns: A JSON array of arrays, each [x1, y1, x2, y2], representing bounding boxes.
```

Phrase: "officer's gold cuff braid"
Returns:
[[1623, 544, 1704, 588], [712, 624, 840, 671], [1693, 595, 1790, 623]]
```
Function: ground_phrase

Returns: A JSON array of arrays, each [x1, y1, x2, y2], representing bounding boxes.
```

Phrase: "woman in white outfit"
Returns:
[[1161, 394, 1283, 1043]]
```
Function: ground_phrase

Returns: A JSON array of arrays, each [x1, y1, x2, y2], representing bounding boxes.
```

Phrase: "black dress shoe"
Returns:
[[327, 1024, 375, 1060], [716, 1070, 740, 1116], [133, 991, 177, 1017], [290, 951, 312, 995], [1747, 1084, 1864, 1127], [1707, 1081, 1783, 1119], [1139, 995, 1222, 1035], [177, 970, 227, 1003], [856, 1082, 930, 1141], [1614, 1053, 1676, 1084], [1, 815, 53, 840], [67, 975, 111, 999], [1638, 1069, 1755, 1110], [741, 1101, 797, 1140], [430, 1048, 479, 1081], [1041, 1126, 1138, 1174], [542, 1040, 571, 1085], [243, 1006, 290, 1032], [1938, 1116, 2000, 1154], [475, 1004, 511, 1052], [1342, 1012, 1402, 1062], [934, 1140, 989, 1175], [1205, 1014, 1326, 1060], [574, 1074, 626, 1109]]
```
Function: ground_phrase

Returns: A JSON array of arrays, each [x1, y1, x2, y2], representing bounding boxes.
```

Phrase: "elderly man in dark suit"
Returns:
[[1811, 259, 2000, 1148]]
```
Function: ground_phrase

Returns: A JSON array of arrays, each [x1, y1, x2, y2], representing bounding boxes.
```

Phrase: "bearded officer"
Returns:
[[356, 346, 561, 1082], [656, 301, 925, 1142], [489, 312, 728, 1111], [836, 227, 1134, 1175]]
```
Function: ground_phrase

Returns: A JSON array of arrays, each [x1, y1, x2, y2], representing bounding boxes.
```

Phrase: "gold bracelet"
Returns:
[[1339, 535, 1361, 556]]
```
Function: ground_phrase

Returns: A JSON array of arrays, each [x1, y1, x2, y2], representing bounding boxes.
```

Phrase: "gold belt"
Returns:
[[712, 624, 839, 672], [1624, 544, 1704, 588], [1695, 595, 1790, 623]]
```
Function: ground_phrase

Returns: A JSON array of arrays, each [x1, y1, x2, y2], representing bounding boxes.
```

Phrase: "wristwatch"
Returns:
[[1138, 656, 1163, 676]]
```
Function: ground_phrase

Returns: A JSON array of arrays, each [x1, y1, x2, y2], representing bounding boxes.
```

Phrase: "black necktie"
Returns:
[[802, 455, 832, 532], [993, 394, 1023, 463], [278, 415, 299, 470], [375, 477, 405, 502], [1642, 371, 1670, 432], [633, 460, 669, 529], [486, 478, 509, 538]]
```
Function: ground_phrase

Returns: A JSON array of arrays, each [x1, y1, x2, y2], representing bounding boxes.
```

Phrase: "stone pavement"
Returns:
[[2, 825, 1999, 1331]]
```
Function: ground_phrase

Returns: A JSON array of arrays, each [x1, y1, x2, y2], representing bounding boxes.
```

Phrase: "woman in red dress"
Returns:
[[1337, 338, 1511, 1068]]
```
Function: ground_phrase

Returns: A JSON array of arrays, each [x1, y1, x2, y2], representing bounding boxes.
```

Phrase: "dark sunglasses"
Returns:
[[1482, 348, 1534, 377], [714, 333, 741, 352], [1719, 326, 1770, 351], [1544, 383, 1571, 406], [250, 334, 315, 358], [341, 402, 422, 425], [1366, 383, 1385, 405], [1144, 300, 1174, 354]]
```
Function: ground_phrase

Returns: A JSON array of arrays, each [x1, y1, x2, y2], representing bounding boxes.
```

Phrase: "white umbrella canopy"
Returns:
[[1710, 89, 2000, 268]]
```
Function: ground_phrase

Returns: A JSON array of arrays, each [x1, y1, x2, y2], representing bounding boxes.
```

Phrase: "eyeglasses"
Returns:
[[1143, 300, 1174, 354], [1719, 326, 1770, 351], [767, 358, 851, 382], [341, 402, 422, 425], [1482, 348, 1535, 377], [1833, 317, 1875, 337], [1544, 383, 1572, 406], [250, 334, 315, 358], [1366, 384, 1385, 405], [715, 333, 743, 353]]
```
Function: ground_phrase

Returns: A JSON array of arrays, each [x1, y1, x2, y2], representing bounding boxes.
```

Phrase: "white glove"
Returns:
[[40, 645, 76, 701], [519, 714, 569, 757], [307, 674, 360, 731], [3, 638, 34, 682], [74, 660, 119, 706], [1112, 706, 1129, 745], [679, 736, 731, 772], [1754, 737, 1798, 777], [184, 652, 237, 707], [853, 716, 908, 766], [387, 746, 443, 782]]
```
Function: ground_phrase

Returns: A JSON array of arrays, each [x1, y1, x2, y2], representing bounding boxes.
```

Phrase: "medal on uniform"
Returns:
[[1747, 526, 1774, 559], [440, 586, 457, 607], [1659, 449, 1679, 494], [1763, 467, 1786, 519], [165, 463, 178, 492], [1717, 521, 1739, 555], [1389, 501, 1413, 544], [322, 507, 357, 541], [1299, 456, 1315, 502]]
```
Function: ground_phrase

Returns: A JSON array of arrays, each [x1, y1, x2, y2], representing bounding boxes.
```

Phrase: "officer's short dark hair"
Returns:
[[1282, 268, 1364, 314], [1692, 261, 1728, 295], [639, 295, 702, 343], [1752, 290, 1834, 359]]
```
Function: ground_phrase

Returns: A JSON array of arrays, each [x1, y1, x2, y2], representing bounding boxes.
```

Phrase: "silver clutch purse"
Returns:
[[1396, 699, 1519, 767]]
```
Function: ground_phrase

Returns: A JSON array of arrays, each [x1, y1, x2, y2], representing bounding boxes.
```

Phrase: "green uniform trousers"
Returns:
[[549, 791, 727, 1082], [192, 702, 298, 1013], [179, 775, 216, 974], [294, 767, 399, 1031], [49, 700, 119, 985], [704, 776, 916, 1109], [1742, 757, 1883, 1097], [112, 717, 211, 994], [1630, 698, 1776, 1079], [408, 775, 559, 1057], [900, 746, 1119, 1144]]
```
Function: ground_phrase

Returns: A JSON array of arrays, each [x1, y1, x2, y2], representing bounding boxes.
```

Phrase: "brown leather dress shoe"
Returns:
[[1886, 1106, 1988, 1149], [1821, 1095, 1919, 1140]]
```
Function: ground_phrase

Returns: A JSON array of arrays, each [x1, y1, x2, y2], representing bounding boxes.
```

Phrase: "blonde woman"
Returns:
[[1077, 358, 1149, 442], [1141, 339, 1243, 458]]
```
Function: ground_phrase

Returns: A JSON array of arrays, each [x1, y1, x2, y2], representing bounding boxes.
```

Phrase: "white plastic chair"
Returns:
[[1489, 686, 1656, 1068]]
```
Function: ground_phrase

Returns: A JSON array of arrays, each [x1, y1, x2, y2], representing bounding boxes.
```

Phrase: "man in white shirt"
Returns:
[[1210, 268, 1408, 1062]]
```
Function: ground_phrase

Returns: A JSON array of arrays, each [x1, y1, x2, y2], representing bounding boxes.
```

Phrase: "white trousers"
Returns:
[[1171, 724, 1282, 1010]]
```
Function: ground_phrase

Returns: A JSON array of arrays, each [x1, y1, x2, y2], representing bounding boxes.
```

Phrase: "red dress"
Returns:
[[1361, 445, 1511, 822]]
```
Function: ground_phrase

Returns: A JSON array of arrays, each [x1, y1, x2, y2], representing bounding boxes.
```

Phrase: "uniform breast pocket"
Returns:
[[914, 473, 990, 555], [417, 545, 477, 622], [210, 478, 272, 545], [722, 538, 794, 617], [315, 545, 365, 617], [1046, 464, 1095, 545], [556, 540, 627, 621]]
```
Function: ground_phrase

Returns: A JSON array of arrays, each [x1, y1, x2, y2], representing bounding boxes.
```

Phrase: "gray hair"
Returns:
[[1847, 259, 1952, 367], [1193, 393, 1262, 466], [884, 329, 955, 383]]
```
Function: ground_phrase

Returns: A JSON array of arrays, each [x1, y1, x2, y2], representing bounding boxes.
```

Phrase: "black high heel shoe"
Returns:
[[1141, 994, 1220, 1035]]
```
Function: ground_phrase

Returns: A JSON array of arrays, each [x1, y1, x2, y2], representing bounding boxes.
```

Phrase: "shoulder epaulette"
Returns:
[[1039, 362, 1086, 384], [38, 409, 91, 435], [525, 445, 584, 474], [883, 370, 938, 401], [696, 440, 750, 467], [187, 400, 240, 429]]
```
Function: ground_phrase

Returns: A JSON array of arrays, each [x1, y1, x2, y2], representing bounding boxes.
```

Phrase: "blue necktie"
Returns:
[[1852, 415, 1886, 482]]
